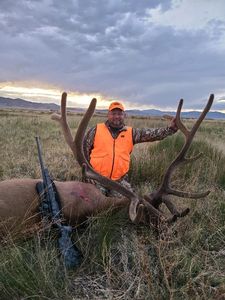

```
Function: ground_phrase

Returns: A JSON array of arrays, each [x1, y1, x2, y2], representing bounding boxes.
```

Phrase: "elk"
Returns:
[[0, 93, 214, 237]]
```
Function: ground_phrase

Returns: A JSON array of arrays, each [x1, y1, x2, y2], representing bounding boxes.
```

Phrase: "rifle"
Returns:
[[35, 136, 82, 269]]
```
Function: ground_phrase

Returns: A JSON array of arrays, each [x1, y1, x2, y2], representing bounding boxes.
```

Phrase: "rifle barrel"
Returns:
[[35, 136, 46, 180]]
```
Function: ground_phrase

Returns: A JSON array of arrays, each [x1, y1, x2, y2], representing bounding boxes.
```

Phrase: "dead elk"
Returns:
[[0, 93, 214, 237]]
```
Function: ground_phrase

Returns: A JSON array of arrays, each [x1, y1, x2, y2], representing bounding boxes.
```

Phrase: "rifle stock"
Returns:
[[35, 136, 82, 268]]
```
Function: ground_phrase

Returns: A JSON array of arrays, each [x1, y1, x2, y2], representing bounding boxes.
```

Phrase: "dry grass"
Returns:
[[1, 108, 225, 299]]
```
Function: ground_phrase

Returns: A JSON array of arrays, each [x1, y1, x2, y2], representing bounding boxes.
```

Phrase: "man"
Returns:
[[83, 101, 178, 196]]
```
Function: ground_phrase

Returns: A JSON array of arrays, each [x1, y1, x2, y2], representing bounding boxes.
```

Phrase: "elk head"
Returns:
[[52, 93, 214, 226]]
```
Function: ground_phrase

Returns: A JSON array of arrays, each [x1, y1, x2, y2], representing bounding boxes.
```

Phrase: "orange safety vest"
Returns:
[[90, 123, 134, 180]]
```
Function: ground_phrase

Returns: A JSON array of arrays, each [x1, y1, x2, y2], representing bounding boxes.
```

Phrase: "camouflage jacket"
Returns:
[[83, 120, 177, 162]]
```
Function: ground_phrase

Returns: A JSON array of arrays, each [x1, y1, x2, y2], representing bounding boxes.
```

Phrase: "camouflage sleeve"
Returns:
[[132, 126, 177, 144], [83, 126, 97, 162]]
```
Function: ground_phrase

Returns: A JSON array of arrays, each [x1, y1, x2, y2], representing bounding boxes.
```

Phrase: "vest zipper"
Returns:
[[109, 139, 116, 179]]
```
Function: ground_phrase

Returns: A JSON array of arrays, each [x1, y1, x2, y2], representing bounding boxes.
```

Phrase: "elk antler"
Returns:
[[52, 93, 145, 222], [147, 94, 214, 222]]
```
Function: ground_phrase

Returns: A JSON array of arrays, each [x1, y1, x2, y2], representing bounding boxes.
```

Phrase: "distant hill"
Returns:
[[0, 97, 84, 112], [0, 96, 59, 111], [126, 109, 225, 120], [0, 96, 225, 119]]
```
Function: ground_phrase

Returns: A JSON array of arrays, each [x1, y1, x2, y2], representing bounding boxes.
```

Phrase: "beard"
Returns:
[[108, 119, 124, 129]]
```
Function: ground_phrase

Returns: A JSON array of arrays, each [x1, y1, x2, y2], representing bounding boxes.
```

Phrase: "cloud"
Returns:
[[146, 0, 225, 31], [0, 0, 224, 110]]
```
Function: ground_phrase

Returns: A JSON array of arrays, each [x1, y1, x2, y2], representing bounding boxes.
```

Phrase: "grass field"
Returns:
[[0, 108, 225, 299]]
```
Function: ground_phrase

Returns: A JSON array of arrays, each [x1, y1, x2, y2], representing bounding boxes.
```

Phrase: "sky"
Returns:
[[0, 0, 225, 111]]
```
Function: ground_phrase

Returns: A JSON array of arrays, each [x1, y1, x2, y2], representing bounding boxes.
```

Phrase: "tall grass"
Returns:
[[1, 235, 70, 299], [1, 109, 225, 299]]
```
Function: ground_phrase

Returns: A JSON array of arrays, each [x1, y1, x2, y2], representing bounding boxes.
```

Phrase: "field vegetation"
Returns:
[[0, 108, 225, 299]]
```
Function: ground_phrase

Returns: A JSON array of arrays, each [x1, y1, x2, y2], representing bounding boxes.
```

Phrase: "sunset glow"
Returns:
[[0, 81, 115, 109], [1, 81, 224, 112]]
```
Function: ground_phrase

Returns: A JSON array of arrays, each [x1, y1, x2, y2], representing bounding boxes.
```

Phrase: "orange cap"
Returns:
[[108, 101, 125, 111]]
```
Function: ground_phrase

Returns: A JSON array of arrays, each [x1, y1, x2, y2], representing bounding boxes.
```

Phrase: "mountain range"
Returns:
[[1, 96, 225, 119]]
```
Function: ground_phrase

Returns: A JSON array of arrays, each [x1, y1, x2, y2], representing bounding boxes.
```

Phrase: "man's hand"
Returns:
[[169, 117, 178, 132], [163, 114, 178, 132]]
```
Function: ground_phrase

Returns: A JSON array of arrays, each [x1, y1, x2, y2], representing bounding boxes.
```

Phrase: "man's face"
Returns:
[[107, 108, 125, 128]]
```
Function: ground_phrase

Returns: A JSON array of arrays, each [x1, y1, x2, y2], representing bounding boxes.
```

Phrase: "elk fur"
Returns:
[[0, 179, 129, 235]]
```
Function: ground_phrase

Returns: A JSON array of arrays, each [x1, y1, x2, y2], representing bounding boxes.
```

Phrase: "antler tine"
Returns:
[[74, 97, 97, 164], [175, 94, 214, 165], [162, 195, 192, 224], [163, 195, 184, 216], [190, 94, 214, 136], [174, 94, 213, 147], [167, 188, 210, 198], [51, 92, 74, 152], [175, 99, 190, 138]]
